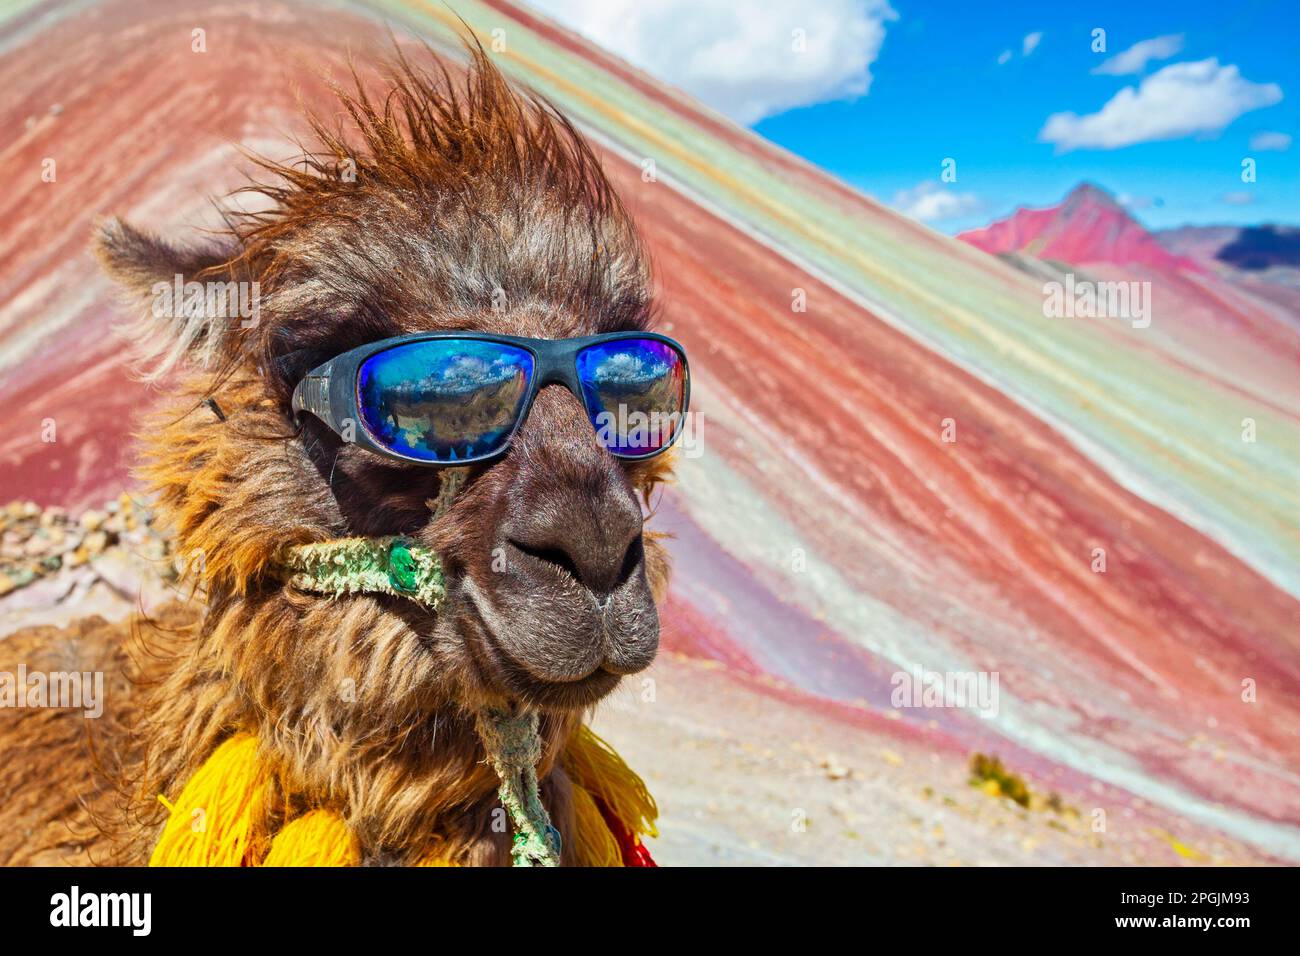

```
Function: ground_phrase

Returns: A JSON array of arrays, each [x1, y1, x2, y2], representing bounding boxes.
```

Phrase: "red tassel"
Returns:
[[625, 836, 658, 868], [593, 795, 657, 867]]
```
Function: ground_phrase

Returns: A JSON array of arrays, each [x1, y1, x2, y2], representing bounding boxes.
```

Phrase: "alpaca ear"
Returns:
[[93, 216, 245, 381]]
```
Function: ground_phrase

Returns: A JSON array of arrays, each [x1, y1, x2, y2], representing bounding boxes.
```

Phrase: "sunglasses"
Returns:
[[290, 331, 690, 466]]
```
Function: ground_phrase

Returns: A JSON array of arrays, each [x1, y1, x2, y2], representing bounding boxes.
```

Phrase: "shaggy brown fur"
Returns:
[[0, 43, 674, 866]]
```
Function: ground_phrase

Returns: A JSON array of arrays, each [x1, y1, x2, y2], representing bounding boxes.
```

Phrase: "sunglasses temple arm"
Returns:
[[291, 363, 342, 432]]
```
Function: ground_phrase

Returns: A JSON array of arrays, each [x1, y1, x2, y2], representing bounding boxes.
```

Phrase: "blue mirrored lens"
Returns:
[[357, 340, 533, 463], [575, 338, 687, 457]]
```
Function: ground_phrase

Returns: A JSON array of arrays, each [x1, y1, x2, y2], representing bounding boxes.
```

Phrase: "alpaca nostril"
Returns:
[[615, 536, 643, 590], [506, 531, 643, 600], [508, 539, 582, 584]]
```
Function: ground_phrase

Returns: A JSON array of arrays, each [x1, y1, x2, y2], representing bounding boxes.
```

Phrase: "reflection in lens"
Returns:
[[358, 340, 533, 463], [575, 338, 687, 457]]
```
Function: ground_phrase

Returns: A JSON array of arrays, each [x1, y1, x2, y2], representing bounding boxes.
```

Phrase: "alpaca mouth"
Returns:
[[461, 588, 622, 709]]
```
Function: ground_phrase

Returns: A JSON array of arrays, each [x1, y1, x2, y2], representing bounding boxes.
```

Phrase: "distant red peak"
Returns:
[[957, 183, 1193, 272], [1062, 181, 1125, 213]]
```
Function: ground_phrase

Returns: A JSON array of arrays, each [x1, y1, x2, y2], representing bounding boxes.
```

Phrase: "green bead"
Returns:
[[387, 539, 419, 594]]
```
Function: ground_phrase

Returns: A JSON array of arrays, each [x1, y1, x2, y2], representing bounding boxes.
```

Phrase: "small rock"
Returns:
[[819, 755, 851, 780], [80, 510, 107, 532], [23, 536, 51, 558]]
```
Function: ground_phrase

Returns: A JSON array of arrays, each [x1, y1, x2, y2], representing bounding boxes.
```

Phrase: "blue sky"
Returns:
[[538, 0, 1297, 234], [752, 1, 1298, 233]]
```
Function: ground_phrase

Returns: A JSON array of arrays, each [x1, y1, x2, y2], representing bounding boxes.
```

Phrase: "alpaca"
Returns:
[[0, 44, 676, 866]]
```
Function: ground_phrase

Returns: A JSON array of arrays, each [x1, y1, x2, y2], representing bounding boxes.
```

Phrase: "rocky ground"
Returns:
[[0, 496, 1281, 866], [0, 495, 178, 635], [591, 657, 1283, 866]]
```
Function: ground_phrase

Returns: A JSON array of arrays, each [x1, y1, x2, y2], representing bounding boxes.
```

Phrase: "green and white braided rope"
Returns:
[[476, 708, 563, 867], [278, 535, 446, 608]]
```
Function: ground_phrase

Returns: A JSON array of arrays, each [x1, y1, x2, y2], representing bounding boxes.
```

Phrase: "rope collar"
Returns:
[[476, 708, 564, 866], [273, 468, 465, 608], [270, 469, 561, 866], [277, 535, 447, 608]]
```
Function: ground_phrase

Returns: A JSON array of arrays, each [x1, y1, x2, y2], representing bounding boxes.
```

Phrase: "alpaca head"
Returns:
[[95, 45, 673, 742]]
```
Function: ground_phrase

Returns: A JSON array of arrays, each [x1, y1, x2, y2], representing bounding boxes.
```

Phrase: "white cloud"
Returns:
[[1222, 191, 1254, 206], [529, 0, 898, 124], [998, 32, 1041, 65], [1040, 58, 1283, 152], [890, 181, 982, 223], [1249, 130, 1292, 151], [1092, 34, 1184, 75]]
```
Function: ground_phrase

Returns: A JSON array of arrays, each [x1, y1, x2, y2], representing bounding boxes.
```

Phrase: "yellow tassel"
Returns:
[[563, 726, 659, 838], [569, 783, 623, 866], [263, 810, 359, 866], [152, 726, 656, 866], [149, 734, 272, 866]]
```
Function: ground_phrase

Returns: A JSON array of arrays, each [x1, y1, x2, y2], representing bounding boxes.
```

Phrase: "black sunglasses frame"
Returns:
[[291, 330, 691, 467]]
